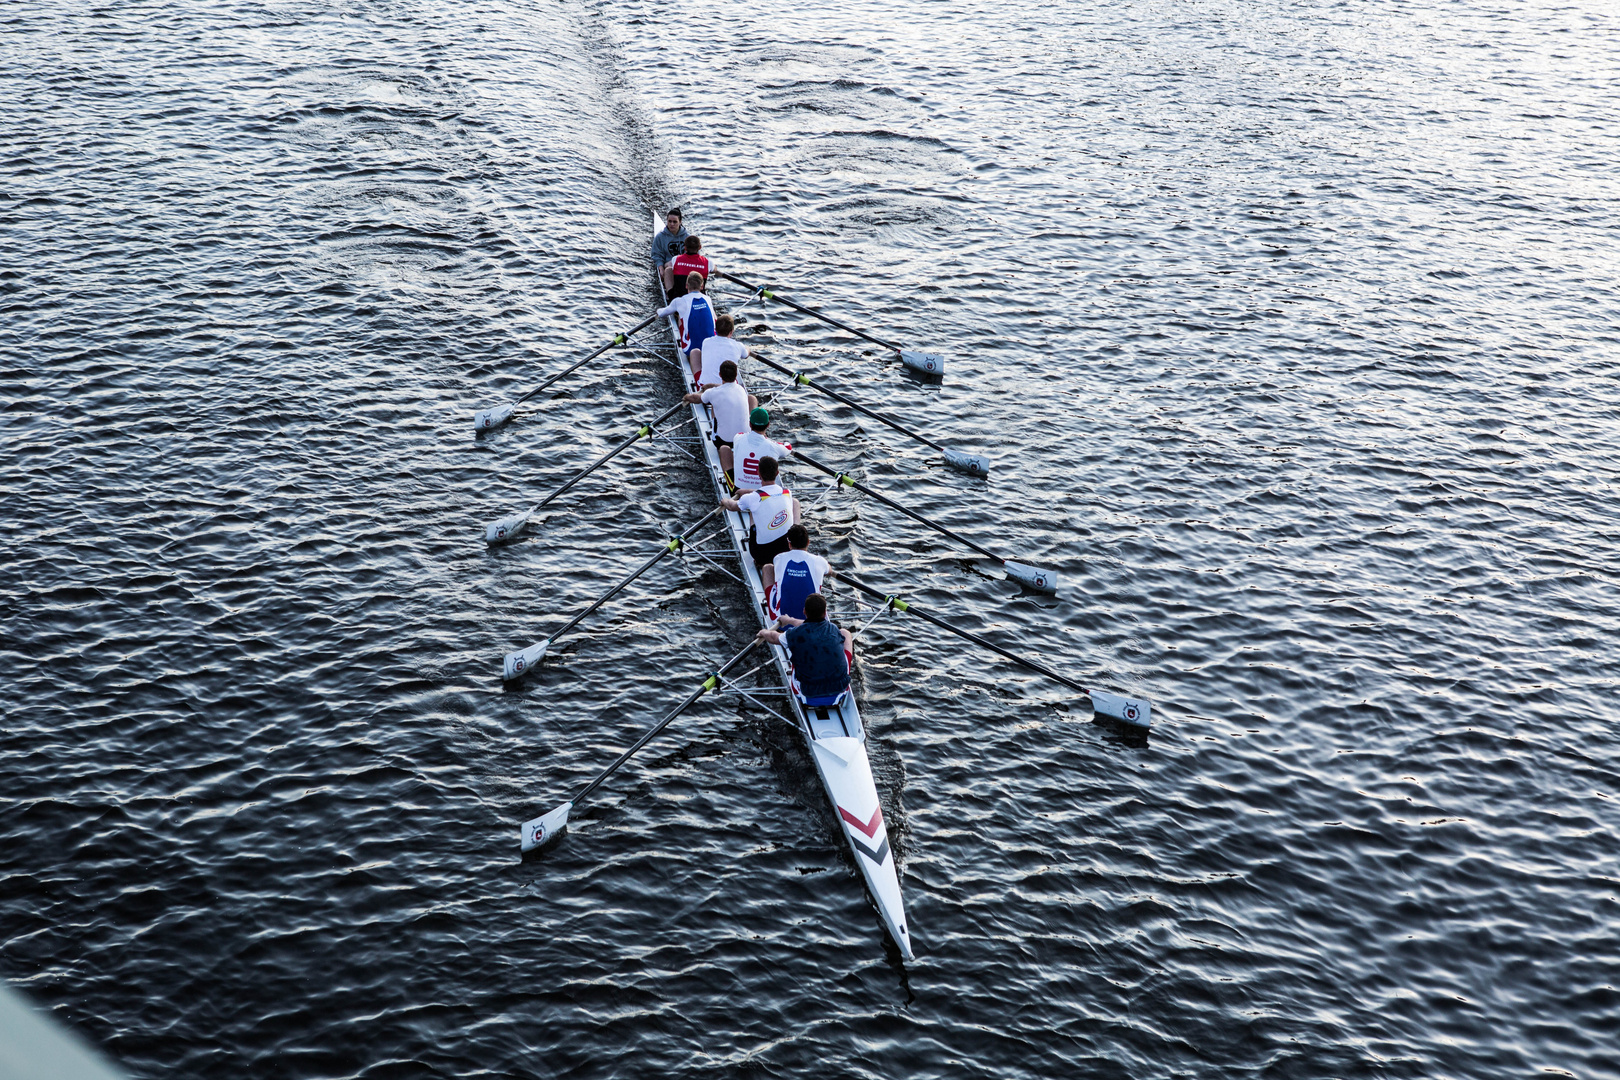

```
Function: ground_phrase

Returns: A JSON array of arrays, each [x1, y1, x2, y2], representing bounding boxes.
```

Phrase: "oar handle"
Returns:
[[549, 506, 724, 644], [718, 271, 899, 352], [750, 354, 947, 455], [533, 400, 688, 513], [514, 313, 660, 408], [842, 575, 1088, 696], [572, 639, 761, 806], [790, 450, 1001, 563]]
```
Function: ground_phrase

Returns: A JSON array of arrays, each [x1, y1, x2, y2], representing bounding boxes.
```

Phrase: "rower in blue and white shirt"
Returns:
[[655, 272, 715, 371], [720, 455, 799, 597], [769, 524, 831, 623]]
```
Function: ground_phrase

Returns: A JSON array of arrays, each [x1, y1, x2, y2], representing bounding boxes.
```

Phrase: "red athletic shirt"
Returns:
[[671, 253, 711, 287]]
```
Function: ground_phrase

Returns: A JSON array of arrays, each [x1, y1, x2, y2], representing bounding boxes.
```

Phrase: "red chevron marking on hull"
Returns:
[[838, 804, 883, 838]]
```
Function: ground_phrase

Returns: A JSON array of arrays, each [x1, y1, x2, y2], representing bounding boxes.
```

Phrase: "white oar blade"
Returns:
[[485, 509, 531, 544], [474, 402, 516, 433], [898, 349, 945, 377], [520, 801, 572, 852], [942, 448, 990, 477], [503, 639, 549, 681], [1003, 560, 1058, 594], [1089, 689, 1152, 728]]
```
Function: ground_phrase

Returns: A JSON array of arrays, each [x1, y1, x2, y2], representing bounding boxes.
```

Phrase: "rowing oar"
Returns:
[[790, 449, 1058, 594], [843, 574, 1151, 727], [716, 270, 945, 378], [519, 640, 761, 851], [474, 313, 661, 433], [502, 507, 724, 680], [748, 353, 988, 477], [485, 400, 687, 543]]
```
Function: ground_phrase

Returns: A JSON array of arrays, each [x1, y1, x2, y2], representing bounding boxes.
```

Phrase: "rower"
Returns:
[[768, 524, 830, 623], [652, 208, 689, 286], [655, 272, 716, 370], [690, 312, 748, 390], [756, 593, 853, 704], [720, 455, 799, 596], [682, 359, 757, 475], [666, 235, 713, 297], [731, 407, 791, 492]]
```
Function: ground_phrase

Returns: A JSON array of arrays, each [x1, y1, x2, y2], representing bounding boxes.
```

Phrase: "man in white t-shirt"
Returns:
[[682, 359, 757, 476], [731, 407, 792, 492], [769, 523, 831, 623], [720, 455, 800, 596], [691, 313, 749, 388]]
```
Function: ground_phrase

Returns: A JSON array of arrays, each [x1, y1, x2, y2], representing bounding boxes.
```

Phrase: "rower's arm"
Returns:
[[756, 628, 785, 645]]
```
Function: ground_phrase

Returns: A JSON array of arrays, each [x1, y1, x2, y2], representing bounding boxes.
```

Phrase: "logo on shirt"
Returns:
[[769, 510, 789, 530]]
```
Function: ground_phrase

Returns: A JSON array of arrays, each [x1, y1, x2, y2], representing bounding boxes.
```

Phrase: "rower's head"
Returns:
[[804, 593, 828, 622], [665, 208, 682, 231], [719, 359, 739, 383], [749, 407, 770, 432], [758, 456, 779, 484], [787, 524, 809, 550], [715, 313, 735, 338], [686, 270, 704, 292], [684, 235, 702, 254]]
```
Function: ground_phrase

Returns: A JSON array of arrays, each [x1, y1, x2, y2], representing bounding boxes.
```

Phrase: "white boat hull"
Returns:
[[653, 214, 913, 960]]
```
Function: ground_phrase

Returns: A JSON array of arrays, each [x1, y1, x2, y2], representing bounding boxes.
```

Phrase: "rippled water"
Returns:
[[3, 0, 1617, 1076]]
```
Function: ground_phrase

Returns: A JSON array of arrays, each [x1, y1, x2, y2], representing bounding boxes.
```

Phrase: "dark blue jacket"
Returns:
[[784, 619, 849, 698]]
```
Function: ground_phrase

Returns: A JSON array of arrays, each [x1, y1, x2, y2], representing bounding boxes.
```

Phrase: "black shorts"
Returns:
[[748, 533, 793, 568], [713, 434, 734, 449]]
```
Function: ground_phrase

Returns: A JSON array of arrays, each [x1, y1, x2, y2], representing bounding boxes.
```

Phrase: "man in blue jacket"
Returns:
[[757, 593, 853, 701]]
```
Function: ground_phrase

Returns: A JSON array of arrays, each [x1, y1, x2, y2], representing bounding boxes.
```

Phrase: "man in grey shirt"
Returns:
[[651, 208, 689, 282]]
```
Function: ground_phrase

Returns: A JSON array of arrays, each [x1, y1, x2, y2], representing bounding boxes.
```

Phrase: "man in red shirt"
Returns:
[[663, 235, 713, 297]]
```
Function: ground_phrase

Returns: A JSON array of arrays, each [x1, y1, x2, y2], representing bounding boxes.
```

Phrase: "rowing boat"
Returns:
[[653, 212, 913, 961]]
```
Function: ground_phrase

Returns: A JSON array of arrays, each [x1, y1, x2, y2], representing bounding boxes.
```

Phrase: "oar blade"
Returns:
[[474, 402, 516, 433], [485, 508, 531, 544], [1089, 689, 1152, 728], [942, 448, 990, 477], [520, 801, 572, 852], [898, 349, 945, 378], [1003, 560, 1058, 594], [503, 639, 549, 681]]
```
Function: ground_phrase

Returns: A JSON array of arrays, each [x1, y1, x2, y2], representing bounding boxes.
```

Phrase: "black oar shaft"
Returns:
[[718, 271, 899, 352], [750, 354, 946, 454], [843, 575, 1087, 696], [790, 449, 1001, 563], [515, 313, 660, 408], [534, 400, 688, 513], [549, 508, 723, 643], [573, 640, 760, 806]]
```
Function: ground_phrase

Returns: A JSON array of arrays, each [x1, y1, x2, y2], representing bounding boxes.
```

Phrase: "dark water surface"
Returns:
[[3, 0, 1617, 1076]]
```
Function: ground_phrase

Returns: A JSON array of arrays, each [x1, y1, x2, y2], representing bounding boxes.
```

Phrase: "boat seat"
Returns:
[[798, 690, 848, 710]]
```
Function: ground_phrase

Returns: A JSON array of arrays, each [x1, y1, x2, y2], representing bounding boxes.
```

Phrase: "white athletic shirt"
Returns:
[[655, 292, 714, 352], [732, 430, 792, 490], [737, 483, 795, 544], [695, 335, 747, 386], [700, 382, 750, 447]]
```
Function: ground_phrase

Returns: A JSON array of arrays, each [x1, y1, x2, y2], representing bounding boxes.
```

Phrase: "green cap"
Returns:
[[749, 407, 770, 429]]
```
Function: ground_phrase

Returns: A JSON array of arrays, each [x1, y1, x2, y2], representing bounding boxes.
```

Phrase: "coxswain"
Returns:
[[731, 407, 791, 492], [690, 312, 748, 388], [665, 235, 713, 297], [683, 359, 757, 475], [652, 208, 689, 283], [769, 524, 831, 623], [655, 272, 715, 365], [756, 593, 853, 702], [720, 455, 799, 595]]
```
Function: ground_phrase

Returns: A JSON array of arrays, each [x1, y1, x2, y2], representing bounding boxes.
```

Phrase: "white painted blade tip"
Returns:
[[520, 802, 571, 852], [942, 448, 990, 477], [474, 402, 516, 433], [503, 639, 549, 681], [1003, 561, 1058, 594], [485, 511, 530, 544], [899, 349, 945, 377], [1089, 689, 1152, 728]]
